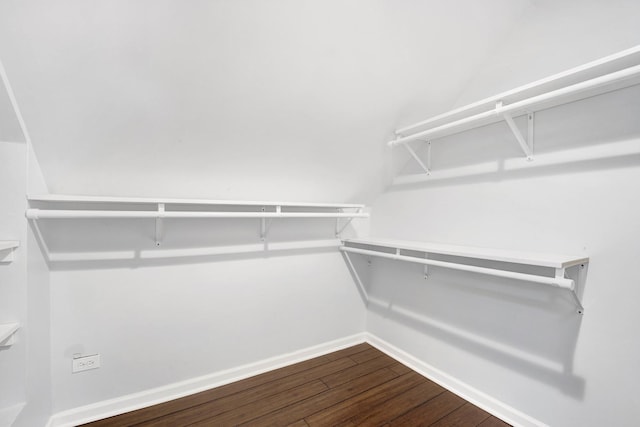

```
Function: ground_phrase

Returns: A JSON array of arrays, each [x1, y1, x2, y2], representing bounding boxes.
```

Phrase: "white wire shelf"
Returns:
[[25, 210, 368, 219], [388, 45, 640, 174], [0, 323, 20, 347], [27, 194, 365, 209], [341, 237, 588, 314], [26, 195, 369, 246]]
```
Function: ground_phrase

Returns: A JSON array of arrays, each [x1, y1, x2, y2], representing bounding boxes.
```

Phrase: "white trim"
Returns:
[[46, 333, 366, 427], [46, 332, 546, 427], [365, 333, 548, 427]]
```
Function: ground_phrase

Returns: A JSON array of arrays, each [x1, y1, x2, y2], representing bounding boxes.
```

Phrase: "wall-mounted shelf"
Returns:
[[341, 237, 588, 314], [27, 194, 366, 209], [0, 323, 20, 347], [26, 194, 369, 245], [0, 241, 19, 263], [389, 45, 640, 175]]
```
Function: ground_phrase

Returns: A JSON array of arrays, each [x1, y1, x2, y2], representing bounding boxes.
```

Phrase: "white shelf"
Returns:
[[0, 241, 19, 262], [27, 195, 368, 219], [341, 237, 588, 313], [389, 45, 640, 170], [27, 194, 365, 209], [26, 195, 369, 246], [0, 323, 19, 347], [344, 237, 587, 269]]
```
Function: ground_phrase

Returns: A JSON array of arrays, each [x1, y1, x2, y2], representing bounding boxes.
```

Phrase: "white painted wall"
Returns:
[[33, 194, 367, 416], [14, 146, 52, 427], [0, 0, 530, 204], [0, 142, 28, 424], [2, 1, 640, 424], [367, 3, 640, 424], [45, 223, 365, 412], [1, 70, 52, 425]]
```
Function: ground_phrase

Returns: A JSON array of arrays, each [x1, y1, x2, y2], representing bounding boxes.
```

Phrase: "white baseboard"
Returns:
[[365, 333, 547, 427], [0, 402, 25, 427], [47, 333, 366, 427], [47, 332, 545, 427]]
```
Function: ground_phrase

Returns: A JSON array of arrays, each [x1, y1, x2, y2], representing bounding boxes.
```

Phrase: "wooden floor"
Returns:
[[83, 343, 510, 426]]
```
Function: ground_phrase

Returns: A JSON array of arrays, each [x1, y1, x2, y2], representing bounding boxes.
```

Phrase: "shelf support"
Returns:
[[0, 323, 20, 347], [424, 253, 430, 279], [155, 203, 165, 247], [0, 249, 16, 263], [0, 241, 20, 263], [335, 208, 362, 237], [556, 267, 584, 314], [497, 102, 534, 160], [260, 207, 273, 241], [399, 140, 431, 175]]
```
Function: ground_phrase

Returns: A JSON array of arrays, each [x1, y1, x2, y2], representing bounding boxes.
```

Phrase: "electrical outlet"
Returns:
[[72, 354, 101, 373]]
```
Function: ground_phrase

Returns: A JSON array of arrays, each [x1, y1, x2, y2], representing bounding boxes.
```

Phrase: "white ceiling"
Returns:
[[1, 0, 637, 203]]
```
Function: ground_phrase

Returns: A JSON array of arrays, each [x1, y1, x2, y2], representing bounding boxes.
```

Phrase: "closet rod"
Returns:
[[394, 44, 640, 136], [340, 246, 574, 290], [389, 63, 640, 146], [25, 209, 369, 220]]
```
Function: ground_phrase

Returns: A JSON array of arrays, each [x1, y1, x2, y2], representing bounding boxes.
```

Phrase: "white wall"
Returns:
[[3, 0, 640, 424], [367, 3, 640, 423], [0, 142, 28, 423], [370, 92, 640, 427], [41, 217, 366, 413], [0, 144, 51, 427], [0, 0, 531, 204]]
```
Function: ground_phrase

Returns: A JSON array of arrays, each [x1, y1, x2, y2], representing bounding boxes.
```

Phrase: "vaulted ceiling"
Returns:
[[1, 0, 637, 202]]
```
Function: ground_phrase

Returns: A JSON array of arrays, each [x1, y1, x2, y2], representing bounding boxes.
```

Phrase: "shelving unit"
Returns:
[[0, 241, 19, 263], [26, 194, 369, 245], [341, 238, 588, 314], [389, 45, 640, 176], [0, 323, 20, 347]]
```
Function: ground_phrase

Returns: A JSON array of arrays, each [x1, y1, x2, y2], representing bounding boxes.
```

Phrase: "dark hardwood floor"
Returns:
[[83, 343, 510, 426]]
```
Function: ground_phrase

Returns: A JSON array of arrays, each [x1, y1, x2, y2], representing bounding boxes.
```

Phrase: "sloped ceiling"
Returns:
[[0, 0, 533, 202]]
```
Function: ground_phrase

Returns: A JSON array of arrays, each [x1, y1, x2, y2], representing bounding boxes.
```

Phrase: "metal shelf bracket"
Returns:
[[155, 203, 165, 246], [556, 266, 584, 314], [260, 207, 274, 241], [398, 138, 431, 175], [336, 208, 362, 237], [497, 101, 534, 160]]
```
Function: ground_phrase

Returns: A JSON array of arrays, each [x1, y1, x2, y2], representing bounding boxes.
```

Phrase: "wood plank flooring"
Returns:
[[83, 343, 510, 426]]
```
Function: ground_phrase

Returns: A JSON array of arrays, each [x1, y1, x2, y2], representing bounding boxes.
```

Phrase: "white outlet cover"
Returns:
[[72, 354, 101, 373]]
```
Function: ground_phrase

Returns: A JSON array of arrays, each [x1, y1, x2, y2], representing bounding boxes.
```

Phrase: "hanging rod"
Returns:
[[389, 63, 640, 147], [25, 209, 369, 220], [340, 246, 574, 289], [394, 45, 640, 137]]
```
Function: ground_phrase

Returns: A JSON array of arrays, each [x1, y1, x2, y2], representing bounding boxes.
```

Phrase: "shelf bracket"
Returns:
[[556, 267, 584, 314], [399, 139, 431, 175], [155, 203, 165, 247], [424, 253, 430, 279], [0, 323, 20, 347], [260, 207, 273, 241], [497, 102, 534, 160], [0, 248, 17, 263], [336, 208, 361, 237]]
